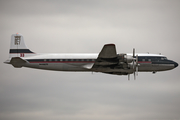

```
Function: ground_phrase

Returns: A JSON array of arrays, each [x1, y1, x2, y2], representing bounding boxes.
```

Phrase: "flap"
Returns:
[[82, 63, 94, 69]]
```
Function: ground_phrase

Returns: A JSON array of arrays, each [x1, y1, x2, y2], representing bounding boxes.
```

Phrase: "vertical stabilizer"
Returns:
[[9, 33, 35, 58]]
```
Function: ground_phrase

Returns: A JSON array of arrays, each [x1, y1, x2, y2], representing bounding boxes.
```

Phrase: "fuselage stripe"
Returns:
[[10, 49, 34, 53], [138, 61, 152, 63], [29, 61, 95, 63], [27, 59, 152, 64]]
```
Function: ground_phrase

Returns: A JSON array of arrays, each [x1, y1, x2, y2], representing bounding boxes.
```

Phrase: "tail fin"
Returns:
[[9, 33, 35, 58]]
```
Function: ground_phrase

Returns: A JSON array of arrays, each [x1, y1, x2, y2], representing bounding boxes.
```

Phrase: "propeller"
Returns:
[[127, 48, 139, 80], [133, 48, 135, 69], [136, 54, 138, 76], [132, 48, 138, 80]]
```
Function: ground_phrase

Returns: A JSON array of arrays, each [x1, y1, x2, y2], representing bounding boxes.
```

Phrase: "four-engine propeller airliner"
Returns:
[[4, 33, 178, 80]]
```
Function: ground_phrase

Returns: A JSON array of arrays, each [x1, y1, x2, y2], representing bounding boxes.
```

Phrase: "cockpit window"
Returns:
[[161, 57, 167, 60]]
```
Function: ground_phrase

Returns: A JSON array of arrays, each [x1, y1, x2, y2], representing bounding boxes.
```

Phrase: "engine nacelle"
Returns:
[[118, 54, 134, 63], [124, 54, 134, 63]]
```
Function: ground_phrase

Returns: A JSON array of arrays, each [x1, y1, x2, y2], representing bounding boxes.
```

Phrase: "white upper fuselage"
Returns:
[[23, 53, 165, 59]]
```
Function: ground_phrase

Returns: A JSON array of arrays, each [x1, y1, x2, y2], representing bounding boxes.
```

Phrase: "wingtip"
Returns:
[[104, 44, 115, 46]]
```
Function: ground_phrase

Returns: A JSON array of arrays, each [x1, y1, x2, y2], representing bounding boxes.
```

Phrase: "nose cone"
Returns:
[[174, 62, 178, 68]]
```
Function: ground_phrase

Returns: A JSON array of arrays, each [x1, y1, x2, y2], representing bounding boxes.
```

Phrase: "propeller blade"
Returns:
[[134, 72, 136, 80], [136, 66, 138, 76], [133, 60, 134, 69], [136, 54, 138, 76], [136, 55, 138, 64], [133, 48, 135, 69]]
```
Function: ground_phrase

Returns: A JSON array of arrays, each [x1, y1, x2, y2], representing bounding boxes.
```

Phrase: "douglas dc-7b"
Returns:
[[4, 33, 178, 80]]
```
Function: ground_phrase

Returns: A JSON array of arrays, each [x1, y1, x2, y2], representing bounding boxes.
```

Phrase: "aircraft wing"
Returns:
[[92, 44, 119, 72], [98, 44, 117, 58]]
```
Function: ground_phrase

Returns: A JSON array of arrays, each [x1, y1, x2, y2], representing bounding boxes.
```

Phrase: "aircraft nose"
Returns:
[[174, 62, 178, 68]]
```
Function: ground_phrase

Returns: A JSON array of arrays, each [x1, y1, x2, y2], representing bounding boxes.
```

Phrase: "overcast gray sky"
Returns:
[[0, 0, 180, 120]]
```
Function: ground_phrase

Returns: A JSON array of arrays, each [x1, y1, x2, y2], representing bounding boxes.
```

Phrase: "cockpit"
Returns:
[[160, 57, 167, 60]]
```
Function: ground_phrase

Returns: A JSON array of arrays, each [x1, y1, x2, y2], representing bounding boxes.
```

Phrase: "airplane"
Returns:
[[4, 33, 178, 80]]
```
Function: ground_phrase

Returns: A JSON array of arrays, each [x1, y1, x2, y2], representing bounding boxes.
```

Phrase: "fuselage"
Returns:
[[16, 53, 178, 73]]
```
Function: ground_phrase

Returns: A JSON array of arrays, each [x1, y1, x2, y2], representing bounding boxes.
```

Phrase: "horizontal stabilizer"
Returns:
[[10, 57, 27, 68]]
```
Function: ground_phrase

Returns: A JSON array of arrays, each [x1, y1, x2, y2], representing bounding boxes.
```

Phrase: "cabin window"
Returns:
[[44, 59, 46, 61], [148, 59, 151, 61], [142, 59, 145, 61]]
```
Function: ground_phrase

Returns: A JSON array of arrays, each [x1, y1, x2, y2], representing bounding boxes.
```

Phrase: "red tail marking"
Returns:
[[20, 53, 24, 57]]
